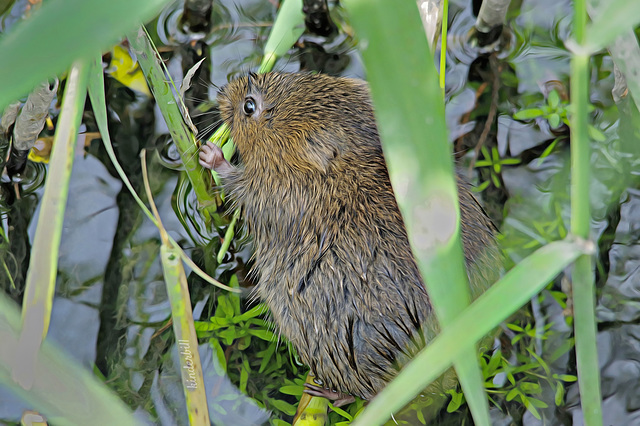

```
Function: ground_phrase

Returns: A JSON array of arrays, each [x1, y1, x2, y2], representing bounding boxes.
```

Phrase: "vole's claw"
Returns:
[[304, 383, 356, 407]]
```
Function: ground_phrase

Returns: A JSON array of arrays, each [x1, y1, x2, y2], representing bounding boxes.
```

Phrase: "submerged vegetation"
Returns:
[[1, 0, 639, 425]]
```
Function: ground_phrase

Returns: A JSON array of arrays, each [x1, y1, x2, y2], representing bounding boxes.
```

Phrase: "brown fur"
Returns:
[[211, 72, 499, 400]]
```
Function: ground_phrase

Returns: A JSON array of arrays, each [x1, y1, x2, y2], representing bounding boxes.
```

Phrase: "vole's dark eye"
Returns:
[[243, 97, 256, 116]]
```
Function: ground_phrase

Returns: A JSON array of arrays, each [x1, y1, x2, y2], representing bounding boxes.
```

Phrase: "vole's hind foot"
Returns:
[[199, 141, 233, 175], [304, 383, 356, 407]]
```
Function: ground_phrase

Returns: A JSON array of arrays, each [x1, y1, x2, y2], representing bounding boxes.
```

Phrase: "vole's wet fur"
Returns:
[[206, 72, 499, 400]]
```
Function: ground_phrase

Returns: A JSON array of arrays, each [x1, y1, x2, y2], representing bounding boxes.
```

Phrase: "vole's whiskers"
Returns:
[[184, 145, 202, 165], [183, 95, 211, 103], [198, 120, 225, 137], [280, 50, 302, 72], [202, 77, 220, 91], [190, 110, 221, 119]]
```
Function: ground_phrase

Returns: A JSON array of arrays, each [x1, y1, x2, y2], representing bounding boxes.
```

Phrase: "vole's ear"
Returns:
[[305, 128, 343, 172]]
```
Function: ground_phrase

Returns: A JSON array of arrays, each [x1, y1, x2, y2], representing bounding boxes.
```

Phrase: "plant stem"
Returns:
[[570, 0, 603, 422], [127, 27, 216, 209]]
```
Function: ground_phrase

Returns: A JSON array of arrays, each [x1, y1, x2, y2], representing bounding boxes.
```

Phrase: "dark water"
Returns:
[[1, 0, 639, 424]]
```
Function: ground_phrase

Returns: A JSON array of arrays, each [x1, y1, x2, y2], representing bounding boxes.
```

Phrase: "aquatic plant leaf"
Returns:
[[0, 293, 138, 425], [583, 0, 640, 53], [342, 0, 491, 424], [0, 0, 172, 110], [16, 61, 88, 390]]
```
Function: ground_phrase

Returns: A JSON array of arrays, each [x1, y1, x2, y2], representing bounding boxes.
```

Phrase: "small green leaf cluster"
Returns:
[[329, 400, 367, 426], [474, 145, 521, 191], [514, 90, 568, 130], [488, 308, 575, 420], [194, 275, 306, 419], [443, 288, 576, 422], [513, 91, 606, 165], [500, 198, 569, 263]]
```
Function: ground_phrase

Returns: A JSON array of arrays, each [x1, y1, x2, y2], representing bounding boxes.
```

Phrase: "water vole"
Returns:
[[199, 72, 499, 402]]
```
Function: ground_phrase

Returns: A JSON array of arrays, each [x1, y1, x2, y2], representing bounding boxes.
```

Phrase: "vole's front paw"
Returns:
[[199, 141, 233, 176], [304, 383, 356, 407]]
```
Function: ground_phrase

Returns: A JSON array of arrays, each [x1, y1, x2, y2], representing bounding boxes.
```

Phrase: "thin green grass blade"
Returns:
[[571, 0, 603, 422], [342, 0, 489, 424], [0, 293, 138, 425], [87, 57, 154, 224], [15, 61, 88, 390], [127, 26, 215, 210], [353, 239, 588, 425], [0, 0, 172, 110], [440, 0, 449, 93], [87, 55, 239, 294], [583, 0, 640, 53]]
